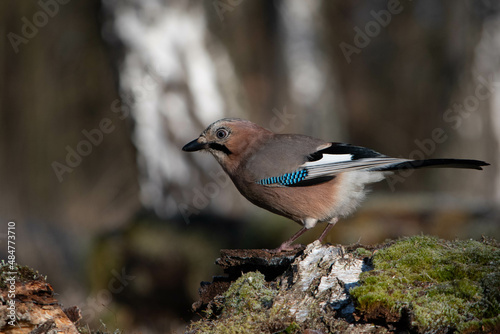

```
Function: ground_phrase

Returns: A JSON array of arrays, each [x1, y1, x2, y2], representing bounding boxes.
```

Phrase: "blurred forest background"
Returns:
[[1, 0, 500, 333]]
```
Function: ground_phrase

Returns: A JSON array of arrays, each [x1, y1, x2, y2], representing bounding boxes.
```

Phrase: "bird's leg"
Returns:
[[274, 217, 339, 253], [274, 226, 308, 253], [317, 217, 338, 242]]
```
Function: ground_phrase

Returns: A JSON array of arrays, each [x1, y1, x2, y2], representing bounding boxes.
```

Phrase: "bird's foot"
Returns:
[[272, 242, 304, 253]]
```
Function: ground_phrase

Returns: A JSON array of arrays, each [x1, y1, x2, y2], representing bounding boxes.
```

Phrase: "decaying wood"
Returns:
[[0, 278, 81, 334]]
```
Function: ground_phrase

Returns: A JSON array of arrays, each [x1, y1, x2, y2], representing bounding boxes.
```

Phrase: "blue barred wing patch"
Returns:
[[256, 169, 308, 186]]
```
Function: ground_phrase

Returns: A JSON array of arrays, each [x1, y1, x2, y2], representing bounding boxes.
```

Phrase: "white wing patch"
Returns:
[[301, 154, 352, 168]]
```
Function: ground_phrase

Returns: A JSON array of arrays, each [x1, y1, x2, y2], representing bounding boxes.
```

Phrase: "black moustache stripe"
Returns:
[[209, 143, 232, 155]]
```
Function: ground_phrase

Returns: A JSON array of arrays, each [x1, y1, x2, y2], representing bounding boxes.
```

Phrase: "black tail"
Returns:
[[373, 159, 489, 171]]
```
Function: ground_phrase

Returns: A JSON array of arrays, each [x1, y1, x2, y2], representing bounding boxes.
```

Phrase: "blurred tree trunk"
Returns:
[[101, 0, 248, 220]]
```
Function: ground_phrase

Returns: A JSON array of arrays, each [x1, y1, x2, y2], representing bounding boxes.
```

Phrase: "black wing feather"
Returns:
[[370, 159, 489, 171], [308, 143, 386, 162]]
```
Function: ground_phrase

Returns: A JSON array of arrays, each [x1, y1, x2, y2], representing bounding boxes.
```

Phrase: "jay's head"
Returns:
[[182, 118, 272, 170]]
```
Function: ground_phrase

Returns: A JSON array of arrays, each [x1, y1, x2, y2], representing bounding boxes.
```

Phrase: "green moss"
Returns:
[[189, 271, 298, 334], [355, 247, 372, 258], [351, 235, 500, 333], [282, 322, 300, 333], [0, 261, 46, 288], [223, 271, 277, 313]]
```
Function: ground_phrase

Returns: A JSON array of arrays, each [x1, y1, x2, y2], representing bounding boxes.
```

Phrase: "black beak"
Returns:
[[182, 138, 206, 152]]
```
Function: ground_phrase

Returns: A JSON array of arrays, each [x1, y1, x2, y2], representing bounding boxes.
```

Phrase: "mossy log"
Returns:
[[189, 236, 500, 334]]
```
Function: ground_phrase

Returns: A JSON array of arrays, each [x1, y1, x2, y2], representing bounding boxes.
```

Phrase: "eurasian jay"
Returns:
[[182, 118, 489, 252]]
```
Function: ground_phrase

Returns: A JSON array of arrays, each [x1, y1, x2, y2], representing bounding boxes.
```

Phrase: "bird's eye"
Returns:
[[216, 129, 229, 139]]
